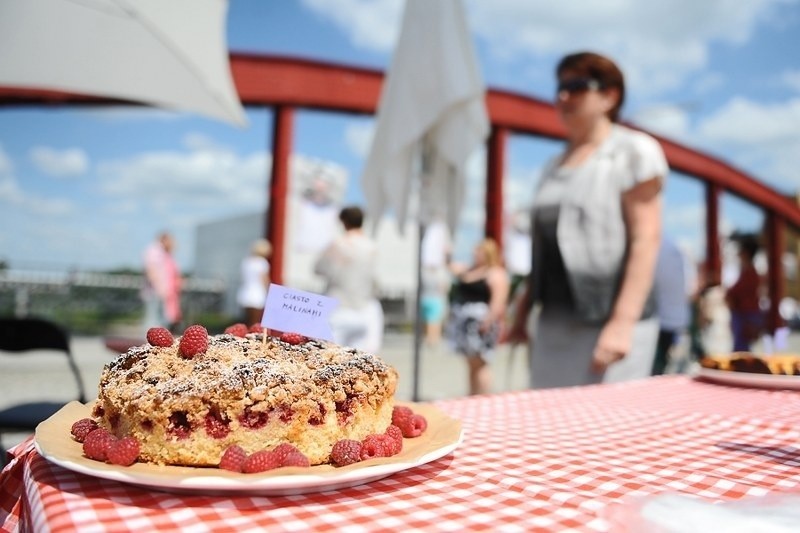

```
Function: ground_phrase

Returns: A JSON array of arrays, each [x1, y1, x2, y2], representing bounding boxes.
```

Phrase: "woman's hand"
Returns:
[[505, 283, 531, 343], [591, 177, 662, 374], [591, 317, 635, 373], [505, 311, 528, 343]]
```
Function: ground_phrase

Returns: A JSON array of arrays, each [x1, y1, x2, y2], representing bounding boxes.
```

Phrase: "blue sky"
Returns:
[[1, 0, 799, 273]]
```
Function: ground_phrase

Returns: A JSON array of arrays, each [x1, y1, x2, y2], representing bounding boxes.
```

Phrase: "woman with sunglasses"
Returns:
[[508, 51, 668, 388]]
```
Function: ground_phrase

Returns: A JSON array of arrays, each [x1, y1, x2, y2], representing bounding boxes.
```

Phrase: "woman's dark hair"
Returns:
[[339, 206, 364, 230], [738, 237, 759, 260], [557, 51, 626, 122]]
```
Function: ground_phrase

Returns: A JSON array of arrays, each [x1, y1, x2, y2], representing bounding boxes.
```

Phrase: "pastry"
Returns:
[[92, 330, 398, 466]]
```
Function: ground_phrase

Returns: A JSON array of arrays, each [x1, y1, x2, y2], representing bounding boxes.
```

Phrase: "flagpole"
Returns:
[[412, 222, 425, 402], [412, 135, 435, 403]]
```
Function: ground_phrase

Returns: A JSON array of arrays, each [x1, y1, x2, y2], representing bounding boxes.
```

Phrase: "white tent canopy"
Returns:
[[360, 0, 489, 400], [361, 0, 489, 233], [0, 0, 246, 126]]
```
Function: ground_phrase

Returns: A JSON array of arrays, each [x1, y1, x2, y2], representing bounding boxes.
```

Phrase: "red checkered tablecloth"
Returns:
[[3, 375, 800, 532]]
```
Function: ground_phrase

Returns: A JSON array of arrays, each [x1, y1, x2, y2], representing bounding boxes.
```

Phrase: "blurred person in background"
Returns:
[[687, 261, 709, 361], [508, 51, 667, 388], [726, 237, 763, 352], [695, 264, 732, 356], [651, 237, 691, 375], [237, 238, 272, 326], [504, 208, 533, 302], [446, 238, 509, 395], [420, 216, 452, 346], [315, 206, 383, 353], [142, 231, 182, 333]]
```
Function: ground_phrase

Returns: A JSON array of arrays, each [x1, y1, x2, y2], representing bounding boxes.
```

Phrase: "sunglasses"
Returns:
[[557, 78, 604, 94]]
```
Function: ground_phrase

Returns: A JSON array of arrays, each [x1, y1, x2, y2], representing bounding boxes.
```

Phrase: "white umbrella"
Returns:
[[360, 0, 489, 400], [0, 0, 246, 127], [362, 0, 488, 232]]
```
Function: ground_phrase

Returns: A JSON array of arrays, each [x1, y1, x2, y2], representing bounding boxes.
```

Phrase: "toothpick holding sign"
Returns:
[[261, 283, 338, 341]]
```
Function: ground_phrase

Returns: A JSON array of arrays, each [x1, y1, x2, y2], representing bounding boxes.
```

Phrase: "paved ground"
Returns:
[[4, 330, 799, 450]]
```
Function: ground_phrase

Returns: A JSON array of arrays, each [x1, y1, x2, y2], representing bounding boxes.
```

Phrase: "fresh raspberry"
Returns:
[[83, 428, 117, 461], [391, 405, 414, 426], [224, 323, 248, 338], [384, 425, 404, 455], [70, 418, 99, 443], [279, 332, 307, 345], [178, 324, 209, 358], [281, 451, 310, 468], [241, 450, 282, 473], [106, 437, 140, 466], [271, 443, 300, 464], [219, 445, 248, 472], [398, 413, 428, 438], [330, 439, 363, 467], [376, 434, 398, 455], [360, 434, 392, 460], [248, 323, 265, 333], [146, 327, 174, 347]]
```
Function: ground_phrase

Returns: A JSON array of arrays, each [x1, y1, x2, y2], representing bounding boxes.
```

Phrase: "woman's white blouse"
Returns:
[[531, 124, 668, 322]]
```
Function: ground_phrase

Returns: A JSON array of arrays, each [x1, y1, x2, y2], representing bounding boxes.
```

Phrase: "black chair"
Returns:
[[0, 317, 87, 460]]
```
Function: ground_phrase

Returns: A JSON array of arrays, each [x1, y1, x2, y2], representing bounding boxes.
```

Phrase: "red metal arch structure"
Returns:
[[2, 53, 799, 331]]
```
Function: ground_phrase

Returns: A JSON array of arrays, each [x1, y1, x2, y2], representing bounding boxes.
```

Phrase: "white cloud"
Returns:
[[301, 0, 798, 199], [94, 147, 352, 225], [344, 121, 375, 158], [662, 204, 709, 260], [6, 143, 352, 270], [29, 146, 89, 177], [505, 165, 540, 212], [780, 69, 800, 92], [693, 72, 726, 95], [96, 149, 269, 211], [0, 174, 74, 215], [301, 0, 403, 52], [618, 88, 800, 202], [665, 204, 705, 231], [632, 104, 692, 141], [699, 97, 800, 144], [182, 132, 232, 153], [466, 0, 785, 95], [0, 144, 13, 176], [458, 149, 487, 230], [0, 175, 18, 201], [298, 0, 783, 97]]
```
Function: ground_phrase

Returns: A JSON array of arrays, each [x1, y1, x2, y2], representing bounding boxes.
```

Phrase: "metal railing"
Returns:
[[0, 269, 227, 335]]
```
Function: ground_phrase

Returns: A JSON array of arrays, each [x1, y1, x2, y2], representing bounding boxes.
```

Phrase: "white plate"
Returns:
[[695, 367, 800, 390], [35, 433, 462, 495], [35, 401, 463, 496]]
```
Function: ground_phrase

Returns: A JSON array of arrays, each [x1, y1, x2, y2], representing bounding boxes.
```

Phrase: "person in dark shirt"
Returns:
[[726, 237, 763, 352], [446, 238, 509, 395]]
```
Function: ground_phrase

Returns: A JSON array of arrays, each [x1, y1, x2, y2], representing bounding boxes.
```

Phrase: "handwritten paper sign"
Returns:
[[261, 283, 337, 341]]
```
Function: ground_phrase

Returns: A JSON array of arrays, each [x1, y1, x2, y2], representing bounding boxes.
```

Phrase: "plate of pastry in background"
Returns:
[[696, 352, 800, 389]]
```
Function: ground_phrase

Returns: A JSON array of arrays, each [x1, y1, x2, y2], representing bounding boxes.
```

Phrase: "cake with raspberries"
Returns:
[[91, 325, 400, 467]]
